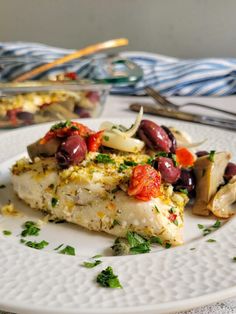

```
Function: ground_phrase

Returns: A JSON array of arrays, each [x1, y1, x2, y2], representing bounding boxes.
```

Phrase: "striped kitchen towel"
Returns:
[[1, 42, 236, 96]]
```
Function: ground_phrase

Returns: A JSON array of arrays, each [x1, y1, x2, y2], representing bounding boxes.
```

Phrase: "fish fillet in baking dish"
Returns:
[[12, 151, 187, 246]]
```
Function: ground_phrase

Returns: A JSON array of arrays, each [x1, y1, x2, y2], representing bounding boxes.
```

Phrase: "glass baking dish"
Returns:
[[0, 80, 110, 129]]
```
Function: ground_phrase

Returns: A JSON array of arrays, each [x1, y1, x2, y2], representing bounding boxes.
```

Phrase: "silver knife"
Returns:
[[130, 103, 236, 131]]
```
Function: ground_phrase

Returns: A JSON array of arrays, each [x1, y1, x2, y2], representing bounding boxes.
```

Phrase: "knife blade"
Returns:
[[130, 103, 236, 131]]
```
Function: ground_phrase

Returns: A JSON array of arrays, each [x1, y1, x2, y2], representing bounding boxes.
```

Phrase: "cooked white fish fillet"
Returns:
[[12, 152, 187, 246]]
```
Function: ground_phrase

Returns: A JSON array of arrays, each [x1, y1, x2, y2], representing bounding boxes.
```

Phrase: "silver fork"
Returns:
[[145, 86, 236, 117]]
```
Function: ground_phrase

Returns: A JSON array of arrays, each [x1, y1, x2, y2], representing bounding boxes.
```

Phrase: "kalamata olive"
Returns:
[[16, 111, 34, 123], [74, 106, 91, 118], [153, 156, 180, 183], [56, 135, 87, 168], [137, 120, 171, 152], [196, 151, 209, 157], [174, 168, 196, 193], [161, 125, 177, 153], [224, 162, 236, 181]]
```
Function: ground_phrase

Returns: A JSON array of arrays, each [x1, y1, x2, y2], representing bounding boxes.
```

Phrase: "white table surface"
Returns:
[[0, 95, 236, 314]]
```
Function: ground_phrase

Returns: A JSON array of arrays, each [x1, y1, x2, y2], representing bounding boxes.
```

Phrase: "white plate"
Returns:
[[0, 118, 235, 314]]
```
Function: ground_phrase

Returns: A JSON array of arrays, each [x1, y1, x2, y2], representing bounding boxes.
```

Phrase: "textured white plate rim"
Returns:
[[0, 118, 236, 314], [0, 287, 235, 314]]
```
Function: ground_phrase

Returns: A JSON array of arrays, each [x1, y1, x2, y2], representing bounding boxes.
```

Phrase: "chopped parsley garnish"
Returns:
[[3, 230, 11, 236], [21, 221, 40, 237], [154, 205, 160, 213], [198, 219, 221, 236], [0, 184, 6, 189], [156, 151, 168, 157], [103, 135, 110, 141], [165, 242, 172, 249], [51, 197, 58, 208], [54, 243, 64, 251], [197, 224, 204, 230], [127, 232, 150, 254], [173, 219, 179, 226], [97, 266, 122, 288], [92, 254, 103, 259], [82, 260, 102, 268], [123, 160, 138, 166], [118, 163, 128, 173], [50, 120, 71, 131], [208, 150, 216, 162], [95, 154, 115, 164], [25, 240, 49, 250], [190, 248, 196, 250], [110, 219, 120, 229], [212, 220, 221, 229], [206, 239, 216, 243], [171, 154, 178, 167], [58, 245, 75, 256], [233, 257, 236, 262], [150, 236, 163, 245], [20, 239, 26, 243], [179, 188, 188, 195], [169, 207, 175, 214]]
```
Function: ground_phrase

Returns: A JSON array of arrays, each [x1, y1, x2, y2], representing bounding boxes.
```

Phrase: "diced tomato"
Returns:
[[40, 121, 92, 144], [128, 165, 161, 201], [168, 213, 177, 222], [176, 147, 196, 168], [87, 130, 104, 152]]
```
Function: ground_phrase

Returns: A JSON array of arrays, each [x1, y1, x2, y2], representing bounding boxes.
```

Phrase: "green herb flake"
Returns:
[[179, 188, 188, 195], [50, 120, 71, 131], [110, 219, 120, 229], [206, 239, 216, 243], [190, 248, 196, 251], [3, 230, 11, 236], [150, 236, 163, 245], [25, 240, 49, 250], [173, 219, 179, 226], [95, 154, 115, 164], [82, 260, 102, 268], [20, 239, 26, 243], [171, 153, 178, 167], [154, 205, 160, 213], [165, 242, 172, 249], [168, 207, 175, 214], [124, 160, 138, 167], [118, 163, 128, 173], [208, 150, 216, 162], [156, 151, 168, 158], [0, 184, 6, 189], [130, 243, 150, 254], [198, 224, 204, 230], [92, 254, 103, 259], [233, 257, 236, 262], [212, 219, 221, 229], [59, 245, 75, 256], [21, 221, 40, 237], [51, 197, 58, 208], [146, 157, 154, 165], [97, 266, 122, 288], [54, 243, 64, 251], [103, 135, 110, 141]]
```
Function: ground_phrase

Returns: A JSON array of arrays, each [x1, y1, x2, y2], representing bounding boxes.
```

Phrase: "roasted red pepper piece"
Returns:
[[128, 164, 161, 201], [40, 121, 92, 144], [87, 130, 104, 152]]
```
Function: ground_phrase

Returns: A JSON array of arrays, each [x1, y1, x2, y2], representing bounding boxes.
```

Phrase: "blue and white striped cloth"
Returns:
[[1, 42, 236, 96]]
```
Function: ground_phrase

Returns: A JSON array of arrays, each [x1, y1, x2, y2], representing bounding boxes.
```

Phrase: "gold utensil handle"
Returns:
[[13, 38, 129, 82]]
